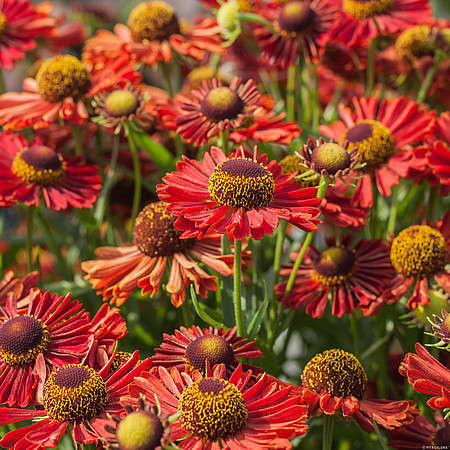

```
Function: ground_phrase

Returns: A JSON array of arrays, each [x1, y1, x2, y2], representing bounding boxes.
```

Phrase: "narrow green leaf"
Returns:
[[190, 285, 224, 328], [372, 420, 389, 450], [247, 280, 269, 339]]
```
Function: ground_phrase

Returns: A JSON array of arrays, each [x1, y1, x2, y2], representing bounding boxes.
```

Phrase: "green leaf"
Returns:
[[190, 285, 224, 328], [247, 280, 269, 339], [131, 128, 176, 171], [371, 420, 389, 450]]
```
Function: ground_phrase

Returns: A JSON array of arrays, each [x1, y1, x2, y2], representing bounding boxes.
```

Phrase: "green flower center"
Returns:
[[116, 411, 163, 450]]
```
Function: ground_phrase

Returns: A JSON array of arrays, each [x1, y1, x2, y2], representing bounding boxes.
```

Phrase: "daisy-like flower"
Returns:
[[122, 363, 309, 449], [83, 1, 223, 71], [0, 351, 152, 448], [429, 310, 450, 351], [384, 214, 450, 310], [301, 348, 418, 433], [82, 201, 235, 307], [0, 270, 39, 307], [0, 0, 55, 69], [158, 146, 321, 240], [253, 0, 336, 68], [104, 397, 171, 450], [327, 0, 433, 48], [399, 343, 450, 411], [175, 77, 260, 146], [389, 413, 450, 449], [0, 132, 101, 210], [0, 290, 91, 407], [319, 96, 435, 207], [152, 325, 262, 374], [83, 304, 128, 371], [0, 54, 141, 130], [275, 235, 395, 318]]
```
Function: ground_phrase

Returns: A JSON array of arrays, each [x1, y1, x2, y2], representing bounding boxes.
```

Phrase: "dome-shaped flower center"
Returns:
[[105, 90, 139, 117], [342, 119, 395, 167], [12, 145, 65, 187], [133, 201, 195, 257], [178, 378, 248, 439], [278, 1, 316, 34], [311, 143, 352, 175], [390, 225, 447, 278], [0, 12, 7, 34], [433, 425, 450, 446], [343, 0, 393, 19], [395, 25, 434, 61], [185, 335, 235, 371], [117, 411, 163, 450], [36, 55, 91, 103], [313, 247, 356, 286], [43, 364, 108, 421], [280, 154, 319, 187], [302, 348, 367, 399], [200, 87, 244, 122], [0, 315, 50, 366], [209, 158, 274, 209], [108, 351, 133, 375], [128, 1, 180, 43]]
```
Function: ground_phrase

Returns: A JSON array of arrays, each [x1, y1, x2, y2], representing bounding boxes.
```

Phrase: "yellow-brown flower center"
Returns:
[[105, 90, 138, 117], [302, 348, 367, 399], [0, 12, 7, 34], [280, 154, 319, 187], [116, 411, 163, 450], [312, 247, 356, 286], [395, 25, 435, 61], [343, 0, 393, 19], [133, 201, 195, 257], [128, 1, 180, 42], [390, 225, 447, 278], [342, 119, 395, 167], [43, 364, 108, 421], [311, 143, 352, 175], [209, 158, 274, 209], [185, 335, 235, 371], [200, 87, 244, 122], [178, 378, 248, 439], [12, 145, 65, 187], [0, 315, 50, 366], [107, 351, 133, 375], [36, 55, 91, 103], [277, 1, 316, 35]]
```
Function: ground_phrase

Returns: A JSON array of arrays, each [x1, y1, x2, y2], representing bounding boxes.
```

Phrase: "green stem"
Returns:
[[322, 414, 335, 450], [366, 38, 377, 95], [95, 134, 120, 225], [0, 69, 5, 94], [273, 220, 287, 288], [159, 62, 173, 97], [286, 65, 296, 121], [311, 62, 320, 130], [386, 186, 398, 236], [220, 129, 229, 154], [416, 54, 443, 103], [71, 124, 84, 158], [370, 175, 379, 238], [239, 12, 276, 33], [285, 176, 329, 293], [233, 239, 244, 336], [125, 124, 141, 234], [26, 206, 35, 272], [349, 312, 360, 358]]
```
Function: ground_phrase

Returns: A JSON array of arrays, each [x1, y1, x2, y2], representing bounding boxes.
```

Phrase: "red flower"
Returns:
[[319, 96, 435, 207], [276, 235, 395, 318], [0, 132, 101, 210], [122, 363, 309, 449], [0, 352, 152, 448], [82, 304, 128, 371], [428, 112, 450, 186], [0, 290, 91, 407], [383, 213, 450, 310], [0, 0, 55, 69], [0, 54, 141, 130], [158, 146, 321, 240], [301, 349, 418, 433], [0, 270, 39, 307], [327, 0, 433, 48], [82, 201, 236, 307], [399, 343, 450, 410], [253, 0, 336, 69], [82, 2, 223, 71], [152, 325, 262, 374]]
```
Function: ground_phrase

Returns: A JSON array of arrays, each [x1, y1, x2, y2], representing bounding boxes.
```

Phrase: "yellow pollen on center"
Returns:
[[395, 25, 434, 61], [205, 87, 238, 109], [0, 12, 7, 34], [343, 0, 393, 18]]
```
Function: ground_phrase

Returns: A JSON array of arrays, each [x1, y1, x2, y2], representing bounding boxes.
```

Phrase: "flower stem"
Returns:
[[273, 221, 287, 288], [159, 61, 173, 97], [239, 12, 275, 33], [322, 414, 335, 450], [95, 134, 120, 225], [26, 206, 35, 272], [311, 62, 320, 130], [125, 123, 141, 234], [0, 69, 5, 94], [366, 38, 377, 95], [416, 53, 443, 103], [233, 239, 244, 336], [71, 124, 84, 158], [386, 186, 398, 236], [220, 129, 229, 154], [286, 65, 296, 121], [285, 176, 329, 293], [349, 312, 360, 358]]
